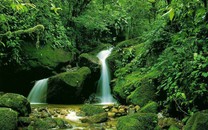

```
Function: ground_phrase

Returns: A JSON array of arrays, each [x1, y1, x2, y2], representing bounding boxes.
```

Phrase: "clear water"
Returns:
[[27, 78, 48, 104], [96, 47, 116, 104]]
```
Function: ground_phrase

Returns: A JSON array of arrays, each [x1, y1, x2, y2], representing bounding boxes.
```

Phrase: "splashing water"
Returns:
[[96, 47, 116, 104], [28, 78, 48, 104]]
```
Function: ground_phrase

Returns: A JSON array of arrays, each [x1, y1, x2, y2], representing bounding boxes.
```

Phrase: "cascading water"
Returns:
[[96, 47, 116, 104], [27, 78, 48, 104]]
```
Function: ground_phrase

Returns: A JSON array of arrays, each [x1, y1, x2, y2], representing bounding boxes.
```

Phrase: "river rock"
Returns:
[[0, 93, 31, 116], [47, 67, 91, 104], [81, 112, 108, 123], [117, 113, 158, 130], [80, 104, 105, 116], [18, 117, 31, 127], [0, 108, 18, 130]]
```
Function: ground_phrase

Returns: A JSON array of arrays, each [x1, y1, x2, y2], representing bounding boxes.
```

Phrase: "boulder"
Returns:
[[127, 80, 157, 107], [81, 112, 108, 123], [80, 104, 105, 116], [0, 93, 31, 116], [184, 110, 208, 130], [79, 53, 100, 72], [139, 101, 158, 113], [47, 67, 91, 104], [18, 117, 31, 127], [0, 108, 18, 130], [117, 113, 158, 130]]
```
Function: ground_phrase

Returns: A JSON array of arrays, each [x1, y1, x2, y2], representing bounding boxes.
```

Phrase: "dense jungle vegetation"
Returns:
[[0, 0, 208, 127]]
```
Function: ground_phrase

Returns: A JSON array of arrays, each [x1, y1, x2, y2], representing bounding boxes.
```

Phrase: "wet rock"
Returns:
[[18, 117, 31, 127], [79, 53, 100, 72], [0, 108, 18, 130], [80, 104, 105, 116], [29, 117, 58, 129], [108, 112, 116, 117], [54, 118, 73, 129], [81, 112, 108, 123], [111, 108, 118, 113], [47, 67, 91, 104], [0, 93, 31, 116]]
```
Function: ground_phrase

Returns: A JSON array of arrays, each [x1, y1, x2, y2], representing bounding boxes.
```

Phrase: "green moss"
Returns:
[[117, 116, 141, 130], [79, 53, 99, 65], [80, 104, 105, 116], [168, 125, 180, 130], [0, 93, 31, 116], [113, 69, 159, 104], [53, 67, 91, 87], [139, 101, 158, 113], [22, 43, 74, 69], [0, 108, 18, 130], [117, 113, 158, 130], [127, 80, 157, 107], [29, 118, 57, 129], [184, 110, 208, 130]]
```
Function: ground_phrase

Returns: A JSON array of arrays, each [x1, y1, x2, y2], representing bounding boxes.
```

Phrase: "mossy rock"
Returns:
[[139, 101, 158, 113], [127, 80, 157, 107], [47, 67, 91, 104], [22, 43, 74, 69], [169, 125, 180, 130], [79, 53, 100, 73], [28, 117, 57, 130], [158, 117, 183, 129], [18, 117, 31, 127], [80, 104, 105, 116], [0, 93, 31, 116], [0, 108, 18, 130], [117, 113, 158, 130], [81, 112, 108, 123], [184, 110, 208, 130]]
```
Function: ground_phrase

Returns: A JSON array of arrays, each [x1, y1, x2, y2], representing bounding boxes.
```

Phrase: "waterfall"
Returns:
[[27, 78, 48, 104], [96, 47, 116, 104]]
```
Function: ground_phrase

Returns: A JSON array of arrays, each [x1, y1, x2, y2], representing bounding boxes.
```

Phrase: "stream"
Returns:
[[30, 104, 117, 130]]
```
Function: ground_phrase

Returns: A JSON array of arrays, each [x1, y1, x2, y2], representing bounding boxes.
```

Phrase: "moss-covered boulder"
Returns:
[[80, 104, 105, 116], [79, 53, 100, 83], [0, 108, 18, 130], [117, 113, 158, 130], [81, 112, 108, 123], [139, 101, 158, 113], [184, 110, 208, 130], [22, 43, 74, 70], [28, 117, 72, 130], [127, 80, 157, 107], [79, 53, 99, 70], [47, 67, 91, 104], [0, 93, 31, 116]]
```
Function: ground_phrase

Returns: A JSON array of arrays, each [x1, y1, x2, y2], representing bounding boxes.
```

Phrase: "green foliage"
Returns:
[[0, 0, 74, 65]]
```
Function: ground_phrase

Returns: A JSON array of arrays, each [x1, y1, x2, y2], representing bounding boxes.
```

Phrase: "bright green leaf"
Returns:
[[169, 8, 174, 21]]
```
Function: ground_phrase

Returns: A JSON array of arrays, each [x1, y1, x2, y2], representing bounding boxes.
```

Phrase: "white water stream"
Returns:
[[96, 48, 116, 104], [27, 78, 48, 104]]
